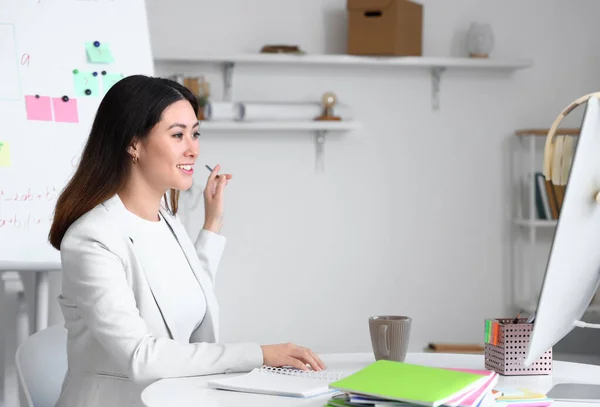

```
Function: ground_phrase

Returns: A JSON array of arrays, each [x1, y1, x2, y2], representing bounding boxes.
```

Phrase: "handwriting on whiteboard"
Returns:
[[0, 213, 53, 228], [21, 54, 30, 67], [0, 186, 57, 202]]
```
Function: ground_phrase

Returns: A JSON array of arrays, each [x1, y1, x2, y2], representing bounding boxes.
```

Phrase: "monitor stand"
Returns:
[[548, 384, 600, 402]]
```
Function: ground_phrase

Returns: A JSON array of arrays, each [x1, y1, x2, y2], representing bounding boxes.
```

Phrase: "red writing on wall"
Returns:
[[0, 186, 57, 202], [0, 213, 53, 229], [21, 53, 30, 67]]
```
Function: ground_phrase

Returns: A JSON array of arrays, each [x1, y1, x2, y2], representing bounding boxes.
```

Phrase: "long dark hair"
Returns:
[[49, 75, 198, 250]]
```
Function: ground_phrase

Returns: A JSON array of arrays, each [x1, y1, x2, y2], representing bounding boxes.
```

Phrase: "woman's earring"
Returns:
[[132, 155, 138, 164]]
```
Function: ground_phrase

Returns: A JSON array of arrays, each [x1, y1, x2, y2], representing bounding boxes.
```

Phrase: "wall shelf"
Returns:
[[517, 300, 600, 315], [155, 53, 533, 110], [155, 53, 531, 69], [513, 219, 557, 228], [199, 120, 359, 132], [199, 120, 359, 172]]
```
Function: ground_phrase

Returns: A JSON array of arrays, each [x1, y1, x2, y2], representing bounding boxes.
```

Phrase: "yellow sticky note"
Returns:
[[0, 142, 11, 167]]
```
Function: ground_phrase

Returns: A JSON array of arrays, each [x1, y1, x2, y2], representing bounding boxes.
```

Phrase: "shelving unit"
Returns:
[[157, 53, 531, 171], [513, 219, 557, 228], [198, 120, 359, 132], [155, 53, 533, 110], [511, 128, 588, 314], [519, 301, 600, 315]]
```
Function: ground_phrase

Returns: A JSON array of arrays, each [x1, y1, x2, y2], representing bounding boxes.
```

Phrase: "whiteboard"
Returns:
[[0, 0, 155, 263]]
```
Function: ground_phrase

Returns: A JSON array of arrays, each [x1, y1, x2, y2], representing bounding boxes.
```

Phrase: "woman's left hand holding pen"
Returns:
[[203, 164, 232, 234]]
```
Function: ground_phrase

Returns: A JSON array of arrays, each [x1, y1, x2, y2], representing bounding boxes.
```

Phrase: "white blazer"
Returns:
[[54, 194, 264, 407]]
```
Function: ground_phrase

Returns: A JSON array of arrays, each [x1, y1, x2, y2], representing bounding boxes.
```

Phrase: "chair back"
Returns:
[[15, 325, 67, 407]]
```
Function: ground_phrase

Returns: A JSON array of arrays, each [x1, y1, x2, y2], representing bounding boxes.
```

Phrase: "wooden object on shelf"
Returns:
[[516, 128, 578, 216], [314, 92, 341, 121], [197, 105, 205, 121], [515, 128, 580, 136], [183, 77, 199, 96], [315, 116, 342, 121], [346, 0, 423, 56], [183, 76, 209, 121], [543, 92, 600, 186], [426, 343, 484, 354], [260, 44, 304, 54]]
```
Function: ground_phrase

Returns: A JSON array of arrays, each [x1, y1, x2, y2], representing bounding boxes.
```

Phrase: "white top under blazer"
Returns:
[[54, 194, 264, 407], [124, 209, 207, 340]]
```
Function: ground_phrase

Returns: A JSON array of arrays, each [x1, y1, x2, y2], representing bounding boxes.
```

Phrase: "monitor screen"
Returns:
[[525, 96, 600, 366]]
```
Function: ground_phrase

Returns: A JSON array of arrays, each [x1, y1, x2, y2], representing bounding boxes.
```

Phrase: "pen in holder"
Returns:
[[484, 318, 552, 376]]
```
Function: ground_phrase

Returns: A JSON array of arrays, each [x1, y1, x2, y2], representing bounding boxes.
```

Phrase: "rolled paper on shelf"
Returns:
[[237, 101, 353, 121], [203, 102, 243, 121]]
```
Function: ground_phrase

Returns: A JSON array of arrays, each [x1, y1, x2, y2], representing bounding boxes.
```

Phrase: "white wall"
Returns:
[[38, 0, 600, 356]]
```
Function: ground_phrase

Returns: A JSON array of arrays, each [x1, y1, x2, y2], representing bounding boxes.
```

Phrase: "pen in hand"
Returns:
[[205, 164, 219, 178], [205, 164, 232, 184]]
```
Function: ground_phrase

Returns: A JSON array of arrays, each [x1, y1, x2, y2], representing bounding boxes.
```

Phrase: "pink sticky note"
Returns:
[[25, 95, 52, 121], [52, 97, 79, 123]]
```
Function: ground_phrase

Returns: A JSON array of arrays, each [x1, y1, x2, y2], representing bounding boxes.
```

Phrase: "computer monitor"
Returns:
[[524, 95, 600, 401]]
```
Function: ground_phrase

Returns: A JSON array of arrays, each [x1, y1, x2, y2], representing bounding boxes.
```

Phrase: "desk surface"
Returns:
[[141, 352, 600, 407]]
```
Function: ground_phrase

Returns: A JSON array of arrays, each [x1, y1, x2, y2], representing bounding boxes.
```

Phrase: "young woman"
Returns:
[[48, 75, 325, 407]]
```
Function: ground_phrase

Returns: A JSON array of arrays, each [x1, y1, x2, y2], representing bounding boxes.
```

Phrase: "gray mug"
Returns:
[[369, 316, 412, 362]]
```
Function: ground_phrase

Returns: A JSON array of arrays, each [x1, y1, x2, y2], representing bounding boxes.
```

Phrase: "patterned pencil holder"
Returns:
[[484, 318, 552, 376]]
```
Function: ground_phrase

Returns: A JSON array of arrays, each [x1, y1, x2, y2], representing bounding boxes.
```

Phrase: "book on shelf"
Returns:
[[533, 172, 562, 221]]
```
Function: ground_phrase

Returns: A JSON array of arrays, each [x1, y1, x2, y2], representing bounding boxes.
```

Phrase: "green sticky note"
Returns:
[[85, 41, 114, 64], [0, 142, 11, 167], [485, 320, 491, 343], [73, 70, 100, 97], [102, 72, 123, 94]]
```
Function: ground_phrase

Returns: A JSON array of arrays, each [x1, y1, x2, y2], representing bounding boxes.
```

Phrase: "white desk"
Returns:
[[141, 352, 600, 407]]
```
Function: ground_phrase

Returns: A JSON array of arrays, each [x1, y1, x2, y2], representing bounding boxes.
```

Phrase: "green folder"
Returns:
[[328, 360, 486, 407]]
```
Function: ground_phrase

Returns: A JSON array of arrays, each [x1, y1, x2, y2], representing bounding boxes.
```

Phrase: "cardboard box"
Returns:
[[347, 0, 423, 56]]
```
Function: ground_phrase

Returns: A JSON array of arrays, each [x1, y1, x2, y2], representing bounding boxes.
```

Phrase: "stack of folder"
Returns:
[[493, 388, 553, 407], [325, 360, 501, 407]]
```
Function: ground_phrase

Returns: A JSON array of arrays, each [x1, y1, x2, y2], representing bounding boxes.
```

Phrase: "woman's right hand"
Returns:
[[260, 343, 326, 371]]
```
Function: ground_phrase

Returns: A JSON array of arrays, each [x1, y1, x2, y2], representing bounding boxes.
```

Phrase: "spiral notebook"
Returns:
[[207, 366, 347, 398]]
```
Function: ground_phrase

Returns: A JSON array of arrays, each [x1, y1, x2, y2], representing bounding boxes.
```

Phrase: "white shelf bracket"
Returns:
[[223, 61, 235, 102], [315, 130, 326, 173], [431, 67, 446, 111]]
